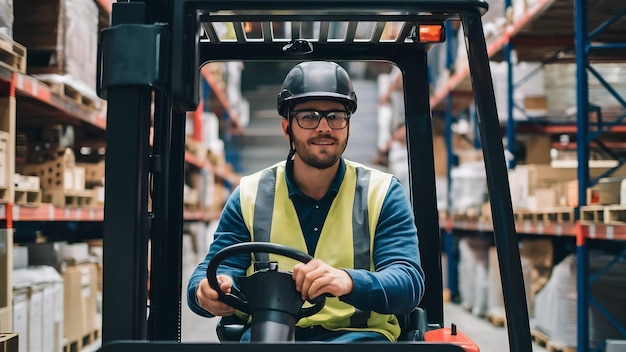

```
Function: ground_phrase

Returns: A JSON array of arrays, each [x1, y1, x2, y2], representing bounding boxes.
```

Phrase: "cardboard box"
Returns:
[[0, 306, 10, 332], [23, 148, 76, 191], [74, 166, 86, 192], [0, 130, 9, 189], [14, 173, 41, 190], [63, 262, 97, 342], [13, 0, 99, 89], [522, 135, 551, 165]]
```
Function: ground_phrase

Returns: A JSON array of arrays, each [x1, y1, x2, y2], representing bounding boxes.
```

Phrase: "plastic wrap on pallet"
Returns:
[[487, 246, 535, 321], [0, 0, 12, 40], [533, 254, 577, 348], [450, 161, 487, 215], [65, 0, 98, 90], [520, 239, 554, 310], [589, 252, 626, 349], [544, 63, 626, 121], [458, 237, 490, 317], [533, 252, 626, 350], [491, 61, 546, 123], [13, 0, 98, 92]]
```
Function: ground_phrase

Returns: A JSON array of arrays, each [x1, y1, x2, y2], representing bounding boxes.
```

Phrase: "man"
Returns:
[[187, 61, 424, 342]]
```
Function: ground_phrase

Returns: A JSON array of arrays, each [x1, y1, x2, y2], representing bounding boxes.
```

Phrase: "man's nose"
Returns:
[[317, 116, 332, 130]]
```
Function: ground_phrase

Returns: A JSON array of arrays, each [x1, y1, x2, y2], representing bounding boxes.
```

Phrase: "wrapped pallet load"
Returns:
[[487, 239, 552, 324], [458, 236, 490, 317], [532, 254, 577, 349], [533, 251, 626, 351], [589, 251, 626, 349], [13, 0, 99, 105], [0, 0, 12, 40]]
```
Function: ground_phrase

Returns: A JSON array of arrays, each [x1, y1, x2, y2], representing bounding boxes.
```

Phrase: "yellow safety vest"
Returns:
[[238, 160, 401, 341]]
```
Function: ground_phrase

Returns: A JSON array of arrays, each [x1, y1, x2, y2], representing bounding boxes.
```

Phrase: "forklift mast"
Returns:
[[97, 1, 531, 351]]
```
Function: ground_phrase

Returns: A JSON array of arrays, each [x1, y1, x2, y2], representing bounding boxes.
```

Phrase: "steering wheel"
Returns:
[[206, 242, 326, 318]]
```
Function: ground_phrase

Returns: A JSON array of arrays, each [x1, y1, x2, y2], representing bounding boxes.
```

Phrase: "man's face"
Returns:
[[284, 100, 350, 170]]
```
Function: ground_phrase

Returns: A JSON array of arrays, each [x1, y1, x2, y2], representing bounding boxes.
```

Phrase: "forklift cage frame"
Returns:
[[97, 1, 531, 351]]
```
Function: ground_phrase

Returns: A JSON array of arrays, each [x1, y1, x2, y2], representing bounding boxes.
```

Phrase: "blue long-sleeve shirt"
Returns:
[[187, 158, 424, 319]]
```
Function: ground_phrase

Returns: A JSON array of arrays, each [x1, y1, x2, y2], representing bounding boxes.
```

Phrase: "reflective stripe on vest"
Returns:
[[239, 160, 400, 341]]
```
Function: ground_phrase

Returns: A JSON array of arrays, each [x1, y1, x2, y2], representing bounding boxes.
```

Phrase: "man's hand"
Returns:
[[292, 259, 354, 301], [196, 275, 237, 316]]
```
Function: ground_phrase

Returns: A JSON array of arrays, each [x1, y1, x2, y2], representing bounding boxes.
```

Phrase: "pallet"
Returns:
[[580, 205, 606, 224], [485, 312, 506, 327], [63, 328, 101, 352], [514, 207, 575, 223], [40, 79, 97, 111], [451, 206, 482, 222], [580, 204, 626, 225], [14, 188, 42, 206], [604, 205, 626, 225], [0, 187, 8, 203], [0, 38, 27, 73], [531, 329, 550, 348], [42, 189, 97, 208], [531, 329, 576, 352]]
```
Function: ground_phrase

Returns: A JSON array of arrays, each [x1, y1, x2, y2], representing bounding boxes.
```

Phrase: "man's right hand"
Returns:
[[196, 275, 236, 316]]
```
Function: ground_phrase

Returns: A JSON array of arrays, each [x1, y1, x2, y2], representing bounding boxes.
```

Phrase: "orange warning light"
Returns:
[[418, 24, 445, 43]]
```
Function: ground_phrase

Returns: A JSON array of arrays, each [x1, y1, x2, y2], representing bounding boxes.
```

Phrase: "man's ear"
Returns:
[[282, 119, 291, 140]]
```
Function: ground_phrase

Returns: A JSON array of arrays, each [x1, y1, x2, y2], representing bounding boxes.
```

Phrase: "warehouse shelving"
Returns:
[[0, 64, 224, 224], [435, 0, 626, 351]]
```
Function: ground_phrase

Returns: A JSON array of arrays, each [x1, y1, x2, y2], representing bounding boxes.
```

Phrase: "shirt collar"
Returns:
[[286, 158, 346, 198]]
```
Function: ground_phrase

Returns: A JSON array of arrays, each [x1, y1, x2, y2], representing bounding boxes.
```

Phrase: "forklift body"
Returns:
[[97, 1, 532, 351]]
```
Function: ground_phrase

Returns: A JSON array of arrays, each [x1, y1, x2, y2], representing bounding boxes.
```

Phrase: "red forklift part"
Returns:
[[424, 324, 480, 352]]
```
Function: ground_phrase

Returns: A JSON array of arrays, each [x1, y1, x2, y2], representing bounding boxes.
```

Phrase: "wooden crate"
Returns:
[[43, 189, 96, 208], [0, 38, 26, 73], [22, 148, 76, 192]]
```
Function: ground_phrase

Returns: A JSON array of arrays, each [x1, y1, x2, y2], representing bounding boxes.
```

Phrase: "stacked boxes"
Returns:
[[22, 148, 97, 207], [62, 261, 97, 346], [13, 241, 100, 352], [12, 266, 63, 352], [13, 0, 99, 90]]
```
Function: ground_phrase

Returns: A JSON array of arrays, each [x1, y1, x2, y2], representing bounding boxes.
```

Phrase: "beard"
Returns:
[[292, 133, 348, 169]]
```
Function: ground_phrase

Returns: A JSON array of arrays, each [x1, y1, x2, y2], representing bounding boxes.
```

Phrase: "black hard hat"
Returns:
[[277, 61, 357, 117]]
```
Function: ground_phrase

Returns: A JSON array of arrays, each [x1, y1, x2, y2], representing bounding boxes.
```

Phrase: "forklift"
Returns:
[[96, 0, 532, 351]]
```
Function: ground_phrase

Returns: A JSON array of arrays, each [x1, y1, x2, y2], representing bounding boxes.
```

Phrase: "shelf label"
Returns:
[[589, 224, 596, 238], [606, 226, 614, 240], [523, 221, 531, 233], [16, 74, 23, 91]]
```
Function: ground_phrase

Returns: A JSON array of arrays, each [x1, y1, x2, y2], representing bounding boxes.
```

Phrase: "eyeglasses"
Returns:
[[291, 110, 351, 130]]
